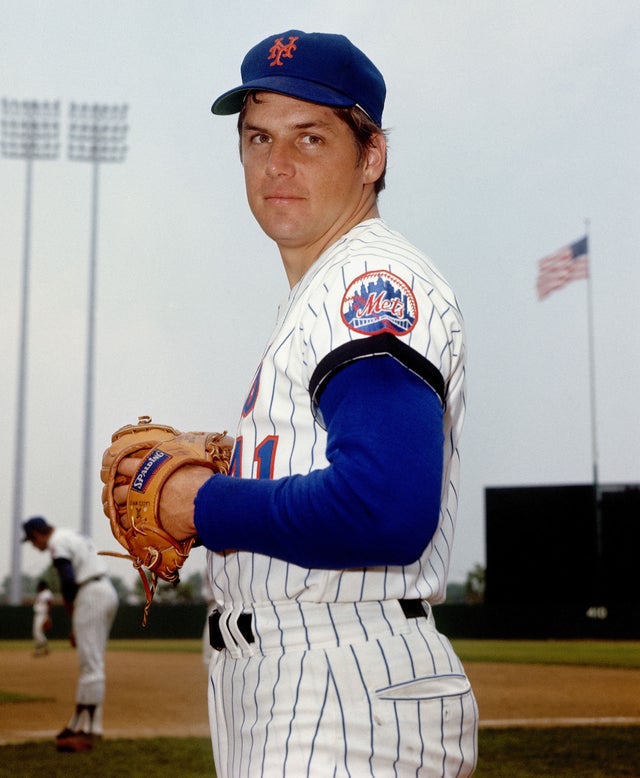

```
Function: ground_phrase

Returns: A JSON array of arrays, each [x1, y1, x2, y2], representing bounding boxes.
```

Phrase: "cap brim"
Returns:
[[211, 76, 355, 115]]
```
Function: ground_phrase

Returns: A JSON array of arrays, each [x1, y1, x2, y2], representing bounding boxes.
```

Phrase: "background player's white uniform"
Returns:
[[48, 527, 118, 735], [32, 585, 53, 655], [206, 218, 478, 777]]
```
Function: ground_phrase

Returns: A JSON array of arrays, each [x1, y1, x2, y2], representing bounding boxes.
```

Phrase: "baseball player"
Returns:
[[32, 579, 53, 656], [22, 516, 119, 752], [114, 29, 477, 776]]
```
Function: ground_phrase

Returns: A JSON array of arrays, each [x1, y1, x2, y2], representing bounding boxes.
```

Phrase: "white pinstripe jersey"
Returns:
[[48, 527, 109, 585], [208, 217, 466, 610]]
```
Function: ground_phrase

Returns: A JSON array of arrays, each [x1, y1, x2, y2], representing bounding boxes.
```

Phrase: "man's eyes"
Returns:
[[246, 132, 325, 147]]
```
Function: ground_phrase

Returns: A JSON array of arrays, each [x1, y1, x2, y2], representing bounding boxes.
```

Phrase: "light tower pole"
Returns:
[[1, 99, 60, 604], [68, 103, 129, 538]]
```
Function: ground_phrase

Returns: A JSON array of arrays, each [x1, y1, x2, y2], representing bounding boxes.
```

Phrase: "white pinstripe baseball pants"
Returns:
[[207, 600, 478, 777], [71, 577, 118, 732]]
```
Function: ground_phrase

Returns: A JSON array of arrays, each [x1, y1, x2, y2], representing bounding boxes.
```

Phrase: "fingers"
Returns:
[[117, 457, 139, 477], [113, 457, 140, 506], [113, 484, 129, 505]]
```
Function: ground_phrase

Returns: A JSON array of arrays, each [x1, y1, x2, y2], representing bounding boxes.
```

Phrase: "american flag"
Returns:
[[536, 236, 589, 299]]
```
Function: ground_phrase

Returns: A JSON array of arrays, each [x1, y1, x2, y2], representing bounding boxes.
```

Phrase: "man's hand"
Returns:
[[113, 458, 212, 541]]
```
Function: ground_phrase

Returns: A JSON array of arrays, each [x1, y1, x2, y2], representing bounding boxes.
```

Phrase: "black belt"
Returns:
[[209, 611, 254, 650], [209, 599, 426, 650]]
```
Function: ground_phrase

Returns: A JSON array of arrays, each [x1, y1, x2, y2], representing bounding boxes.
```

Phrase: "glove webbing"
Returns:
[[98, 550, 159, 627]]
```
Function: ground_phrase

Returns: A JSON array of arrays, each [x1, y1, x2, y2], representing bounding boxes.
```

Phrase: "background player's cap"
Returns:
[[211, 30, 386, 127], [22, 516, 51, 541]]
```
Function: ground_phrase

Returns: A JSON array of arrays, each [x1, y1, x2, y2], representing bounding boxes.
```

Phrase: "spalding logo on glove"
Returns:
[[100, 415, 232, 625]]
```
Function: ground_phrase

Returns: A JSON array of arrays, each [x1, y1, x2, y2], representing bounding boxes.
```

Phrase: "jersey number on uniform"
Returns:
[[229, 435, 278, 479]]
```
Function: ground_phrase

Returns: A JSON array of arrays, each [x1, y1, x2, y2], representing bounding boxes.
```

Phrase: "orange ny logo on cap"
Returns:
[[268, 36, 299, 67]]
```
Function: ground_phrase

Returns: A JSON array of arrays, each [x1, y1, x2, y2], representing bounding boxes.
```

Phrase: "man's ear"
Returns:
[[363, 132, 386, 184]]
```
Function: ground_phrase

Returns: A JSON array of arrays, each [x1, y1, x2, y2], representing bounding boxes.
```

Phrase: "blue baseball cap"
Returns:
[[211, 30, 386, 127], [22, 516, 51, 541]]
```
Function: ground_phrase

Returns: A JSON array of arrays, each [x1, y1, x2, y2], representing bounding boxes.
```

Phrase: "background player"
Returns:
[[22, 516, 119, 752], [32, 579, 53, 657], [114, 29, 478, 776]]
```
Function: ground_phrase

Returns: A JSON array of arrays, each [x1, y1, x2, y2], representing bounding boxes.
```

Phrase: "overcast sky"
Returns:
[[2, 0, 639, 595]]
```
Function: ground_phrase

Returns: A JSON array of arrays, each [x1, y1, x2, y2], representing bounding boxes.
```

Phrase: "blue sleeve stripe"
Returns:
[[309, 333, 445, 413]]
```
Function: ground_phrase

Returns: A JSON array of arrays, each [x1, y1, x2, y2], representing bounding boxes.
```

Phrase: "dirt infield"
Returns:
[[1, 646, 639, 744]]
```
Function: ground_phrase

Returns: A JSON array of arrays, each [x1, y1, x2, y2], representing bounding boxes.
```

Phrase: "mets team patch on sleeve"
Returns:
[[341, 270, 418, 336]]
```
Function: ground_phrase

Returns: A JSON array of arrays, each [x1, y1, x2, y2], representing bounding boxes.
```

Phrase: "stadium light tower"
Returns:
[[68, 103, 129, 538], [1, 99, 60, 604]]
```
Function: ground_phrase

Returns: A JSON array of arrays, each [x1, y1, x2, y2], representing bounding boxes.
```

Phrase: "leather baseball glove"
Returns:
[[100, 415, 232, 625]]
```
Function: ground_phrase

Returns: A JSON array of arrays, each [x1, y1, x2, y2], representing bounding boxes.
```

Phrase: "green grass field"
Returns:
[[453, 638, 640, 668], [0, 729, 637, 777], [1, 639, 638, 777]]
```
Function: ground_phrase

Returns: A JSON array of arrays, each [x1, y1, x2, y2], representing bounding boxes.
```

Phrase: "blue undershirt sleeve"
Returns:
[[194, 355, 444, 569], [53, 557, 78, 605]]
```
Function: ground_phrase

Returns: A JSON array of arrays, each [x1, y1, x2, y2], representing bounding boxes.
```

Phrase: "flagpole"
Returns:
[[584, 218, 604, 608], [585, 219, 598, 488]]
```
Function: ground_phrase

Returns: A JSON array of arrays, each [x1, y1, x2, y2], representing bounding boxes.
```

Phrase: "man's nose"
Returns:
[[265, 141, 295, 177]]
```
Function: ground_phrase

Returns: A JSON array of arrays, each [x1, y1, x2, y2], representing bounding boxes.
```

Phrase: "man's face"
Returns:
[[27, 531, 48, 551], [240, 92, 380, 275]]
